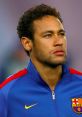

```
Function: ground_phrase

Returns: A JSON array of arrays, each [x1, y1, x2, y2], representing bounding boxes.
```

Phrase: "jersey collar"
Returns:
[[27, 60, 70, 86]]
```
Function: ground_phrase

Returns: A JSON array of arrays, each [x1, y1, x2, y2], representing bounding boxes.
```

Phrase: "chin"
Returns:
[[55, 61, 66, 65], [56, 59, 66, 64], [50, 58, 66, 66], [55, 56, 66, 63], [43, 59, 66, 68]]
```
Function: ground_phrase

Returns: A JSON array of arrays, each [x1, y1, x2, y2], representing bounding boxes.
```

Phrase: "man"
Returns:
[[0, 4, 82, 117]]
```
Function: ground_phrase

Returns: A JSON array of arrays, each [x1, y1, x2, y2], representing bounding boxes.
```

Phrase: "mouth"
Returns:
[[50, 50, 65, 56]]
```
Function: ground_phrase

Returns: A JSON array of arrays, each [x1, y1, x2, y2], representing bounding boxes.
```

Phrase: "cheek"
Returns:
[[35, 44, 48, 57], [33, 38, 51, 55], [64, 40, 67, 54], [34, 40, 46, 50], [64, 39, 67, 48], [33, 42, 44, 54]]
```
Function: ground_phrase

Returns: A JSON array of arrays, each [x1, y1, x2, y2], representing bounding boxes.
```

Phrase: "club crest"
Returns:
[[72, 98, 82, 114]]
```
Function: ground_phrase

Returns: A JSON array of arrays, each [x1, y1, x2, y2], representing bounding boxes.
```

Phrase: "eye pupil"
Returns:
[[44, 34, 52, 38], [60, 32, 65, 36]]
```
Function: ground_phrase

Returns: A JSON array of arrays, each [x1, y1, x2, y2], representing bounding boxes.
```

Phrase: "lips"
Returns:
[[50, 50, 65, 55]]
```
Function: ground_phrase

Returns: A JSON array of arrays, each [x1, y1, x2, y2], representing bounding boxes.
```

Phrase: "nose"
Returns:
[[53, 34, 64, 46]]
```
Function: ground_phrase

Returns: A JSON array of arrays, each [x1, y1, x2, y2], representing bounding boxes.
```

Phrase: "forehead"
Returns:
[[33, 16, 64, 33]]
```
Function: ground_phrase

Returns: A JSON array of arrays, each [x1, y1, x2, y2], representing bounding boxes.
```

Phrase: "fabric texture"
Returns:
[[0, 60, 82, 117]]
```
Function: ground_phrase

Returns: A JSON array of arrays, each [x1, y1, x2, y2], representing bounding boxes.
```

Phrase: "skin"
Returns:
[[21, 16, 67, 90]]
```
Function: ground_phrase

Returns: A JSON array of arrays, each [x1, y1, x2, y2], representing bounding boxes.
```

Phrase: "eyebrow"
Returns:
[[58, 29, 66, 33], [42, 31, 54, 35], [41, 29, 66, 35]]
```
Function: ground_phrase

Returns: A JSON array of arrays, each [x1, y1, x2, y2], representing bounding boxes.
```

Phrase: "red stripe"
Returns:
[[69, 68, 82, 75], [0, 68, 28, 88]]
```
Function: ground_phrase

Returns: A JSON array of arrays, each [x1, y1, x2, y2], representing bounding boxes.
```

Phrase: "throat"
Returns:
[[31, 59, 62, 90], [37, 65, 62, 90], [43, 74, 61, 91]]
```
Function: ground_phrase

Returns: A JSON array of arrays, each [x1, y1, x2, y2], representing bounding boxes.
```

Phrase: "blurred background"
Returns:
[[0, 0, 82, 83]]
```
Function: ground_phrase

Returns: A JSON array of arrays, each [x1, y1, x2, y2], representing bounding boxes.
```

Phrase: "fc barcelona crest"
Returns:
[[72, 98, 82, 114]]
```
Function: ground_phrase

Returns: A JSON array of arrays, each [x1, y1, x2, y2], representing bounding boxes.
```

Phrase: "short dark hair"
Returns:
[[17, 4, 63, 40]]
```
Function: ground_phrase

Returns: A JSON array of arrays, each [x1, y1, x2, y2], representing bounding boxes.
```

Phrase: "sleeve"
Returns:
[[0, 90, 7, 117]]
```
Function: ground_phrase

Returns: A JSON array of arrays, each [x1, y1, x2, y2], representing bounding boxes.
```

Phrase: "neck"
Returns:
[[31, 59, 62, 91]]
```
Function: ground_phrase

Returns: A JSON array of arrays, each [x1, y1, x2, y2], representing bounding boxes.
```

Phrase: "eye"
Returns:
[[43, 33, 52, 38], [59, 32, 66, 36]]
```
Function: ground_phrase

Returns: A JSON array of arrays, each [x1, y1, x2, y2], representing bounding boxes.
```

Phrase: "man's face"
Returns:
[[30, 16, 67, 66]]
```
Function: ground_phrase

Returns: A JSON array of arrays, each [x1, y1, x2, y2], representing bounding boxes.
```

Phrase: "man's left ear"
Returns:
[[20, 37, 33, 51]]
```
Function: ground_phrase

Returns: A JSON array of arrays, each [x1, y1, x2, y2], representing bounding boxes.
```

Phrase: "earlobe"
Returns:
[[21, 37, 32, 51]]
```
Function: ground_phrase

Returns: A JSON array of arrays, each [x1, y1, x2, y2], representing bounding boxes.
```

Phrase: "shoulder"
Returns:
[[69, 68, 82, 75], [0, 68, 28, 108], [0, 68, 28, 89], [0, 90, 7, 116], [69, 68, 82, 81]]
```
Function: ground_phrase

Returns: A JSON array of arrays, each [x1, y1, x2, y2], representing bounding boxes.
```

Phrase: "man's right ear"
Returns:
[[21, 37, 32, 51]]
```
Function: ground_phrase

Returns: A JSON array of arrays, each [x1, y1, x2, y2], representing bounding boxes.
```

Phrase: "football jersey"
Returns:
[[0, 60, 82, 117]]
